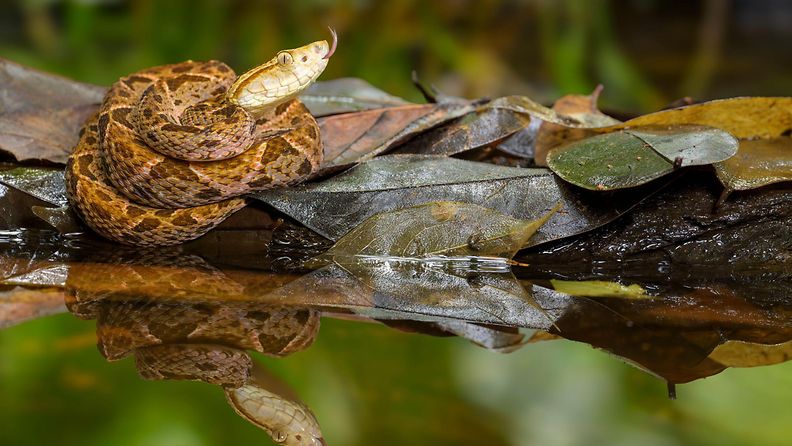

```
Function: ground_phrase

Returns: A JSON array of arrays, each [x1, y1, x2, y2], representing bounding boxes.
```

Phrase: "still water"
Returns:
[[1, 212, 791, 446]]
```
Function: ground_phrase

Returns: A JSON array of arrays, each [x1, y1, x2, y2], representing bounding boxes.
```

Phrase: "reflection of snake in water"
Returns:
[[65, 30, 336, 246], [65, 251, 325, 445]]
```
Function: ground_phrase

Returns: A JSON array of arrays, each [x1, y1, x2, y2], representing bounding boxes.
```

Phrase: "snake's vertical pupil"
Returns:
[[277, 52, 293, 65]]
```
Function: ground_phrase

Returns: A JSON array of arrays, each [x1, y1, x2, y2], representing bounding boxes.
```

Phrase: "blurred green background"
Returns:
[[2, 0, 791, 113], [2, 1, 792, 445]]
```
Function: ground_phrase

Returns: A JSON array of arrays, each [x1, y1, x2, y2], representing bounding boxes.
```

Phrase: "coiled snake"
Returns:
[[65, 31, 337, 246]]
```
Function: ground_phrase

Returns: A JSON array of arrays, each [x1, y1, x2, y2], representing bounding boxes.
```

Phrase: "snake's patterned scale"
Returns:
[[66, 33, 335, 246]]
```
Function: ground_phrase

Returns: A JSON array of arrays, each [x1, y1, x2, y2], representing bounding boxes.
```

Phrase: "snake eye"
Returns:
[[274, 431, 288, 443], [277, 51, 294, 65]]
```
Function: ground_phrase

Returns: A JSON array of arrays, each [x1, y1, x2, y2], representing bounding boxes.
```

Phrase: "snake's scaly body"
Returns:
[[66, 37, 333, 246]]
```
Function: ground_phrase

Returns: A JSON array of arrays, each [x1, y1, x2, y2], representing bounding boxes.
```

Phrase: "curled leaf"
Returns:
[[394, 107, 531, 156], [318, 102, 477, 168], [300, 77, 411, 117]]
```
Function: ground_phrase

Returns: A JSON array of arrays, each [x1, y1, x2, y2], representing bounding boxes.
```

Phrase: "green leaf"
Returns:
[[611, 97, 792, 193], [546, 125, 738, 190], [546, 131, 673, 190], [625, 125, 738, 167]]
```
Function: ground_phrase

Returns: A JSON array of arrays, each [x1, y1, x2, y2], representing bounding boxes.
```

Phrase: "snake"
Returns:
[[65, 29, 337, 246], [66, 272, 324, 445]]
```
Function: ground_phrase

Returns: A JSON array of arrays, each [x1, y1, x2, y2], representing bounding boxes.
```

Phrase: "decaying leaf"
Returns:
[[393, 107, 531, 156], [254, 155, 654, 244], [550, 280, 650, 299], [532, 86, 621, 166], [490, 95, 615, 128], [709, 340, 792, 368], [546, 125, 738, 190], [300, 77, 412, 117], [315, 201, 559, 263], [0, 58, 106, 164], [317, 102, 478, 169]]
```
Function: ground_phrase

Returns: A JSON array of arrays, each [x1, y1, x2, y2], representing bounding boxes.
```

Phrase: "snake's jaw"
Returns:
[[227, 37, 333, 116]]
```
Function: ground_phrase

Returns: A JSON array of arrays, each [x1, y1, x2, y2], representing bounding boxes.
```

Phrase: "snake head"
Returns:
[[227, 27, 337, 115]]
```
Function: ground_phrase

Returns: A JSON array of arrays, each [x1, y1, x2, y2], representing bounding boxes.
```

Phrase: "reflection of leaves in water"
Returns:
[[550, 280, 650, 299], [709, 340, 792, 368], [339, 262, 558, 330], [317, 201, 559, 262]]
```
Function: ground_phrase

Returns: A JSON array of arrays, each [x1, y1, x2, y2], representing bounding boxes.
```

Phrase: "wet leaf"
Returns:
[[300, 77, 412, 117], [254, 155, 653, 244], [714, 137, 792, 192], [317, 201, 558, 262], [550, 280, 650, 299], [709, 340, 792, 367], [31, 206, 83, 234], [393, 107, 531, 156], [0, 58, 106, 163], [546, 125, 738, 190], [0, 167, 68, 206], [317, 102, 478, 169]]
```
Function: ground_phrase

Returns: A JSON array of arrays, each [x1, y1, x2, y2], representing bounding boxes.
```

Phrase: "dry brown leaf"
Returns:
[[317, 103, 477, 169], [533, 86, 620, 166], [0, 58, 106, 163]]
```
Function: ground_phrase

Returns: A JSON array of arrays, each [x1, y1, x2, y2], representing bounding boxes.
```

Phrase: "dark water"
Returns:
[[1, 207, 791, 446]]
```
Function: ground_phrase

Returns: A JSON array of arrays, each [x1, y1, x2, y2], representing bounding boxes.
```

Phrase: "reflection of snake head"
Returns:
[[227, 383, 326, 446], [228, 27, 338, 114]]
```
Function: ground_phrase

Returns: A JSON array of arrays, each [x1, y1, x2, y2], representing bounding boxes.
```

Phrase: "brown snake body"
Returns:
[[66, 33, 335, 246]]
